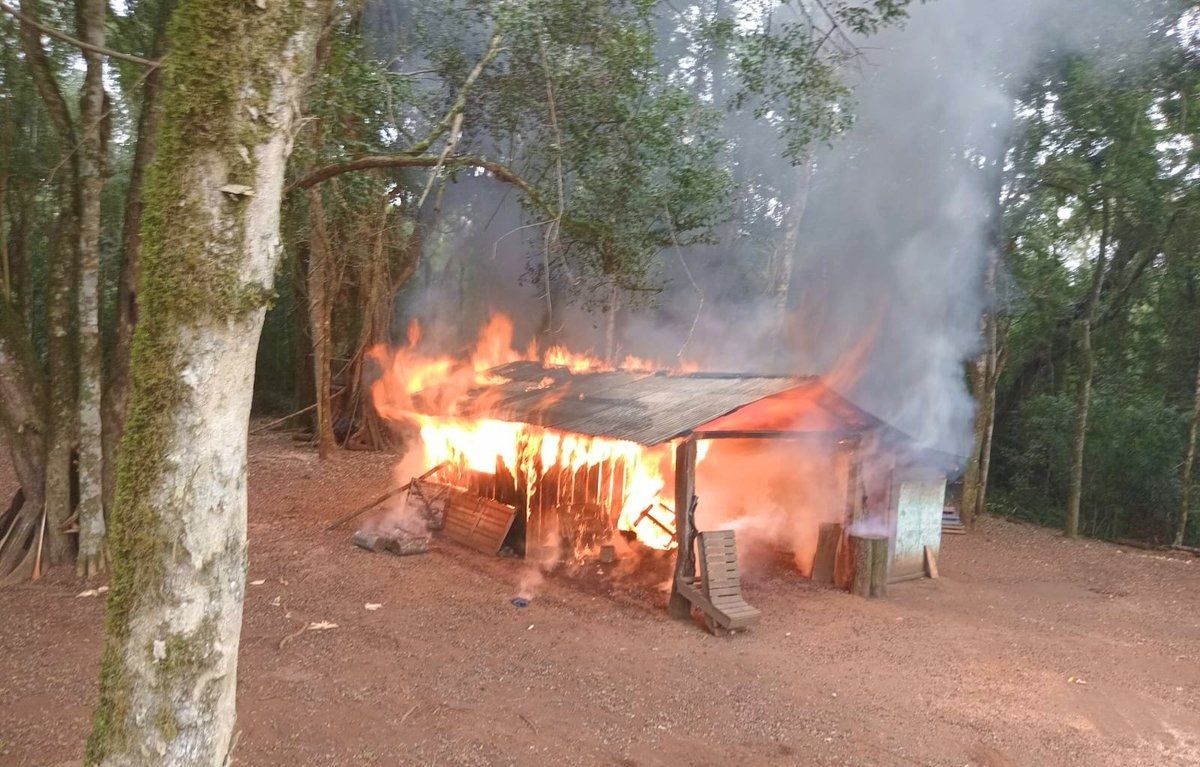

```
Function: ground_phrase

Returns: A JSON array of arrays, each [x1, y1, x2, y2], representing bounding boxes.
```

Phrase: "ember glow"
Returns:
[[369, 313, 698, 553]]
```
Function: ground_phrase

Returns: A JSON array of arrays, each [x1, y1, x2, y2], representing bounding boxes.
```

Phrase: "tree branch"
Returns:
[[406, 30, 503, 156], [292, 152, 540, 200], [14, 0, 76, 149], [1, 0, 160, 68]]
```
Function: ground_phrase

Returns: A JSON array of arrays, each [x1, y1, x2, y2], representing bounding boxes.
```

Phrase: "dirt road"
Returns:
[[2, 432, 1199, 766]]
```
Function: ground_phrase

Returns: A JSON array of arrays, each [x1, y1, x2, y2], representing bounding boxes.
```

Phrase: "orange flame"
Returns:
[[369, 313, 695, 553]]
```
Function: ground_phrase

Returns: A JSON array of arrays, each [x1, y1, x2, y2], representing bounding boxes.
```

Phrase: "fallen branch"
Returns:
[[250, 403, 318, 435], [518, 713, 538, 735], [277, 623, 309, 650], [323, 461, 447, 531]]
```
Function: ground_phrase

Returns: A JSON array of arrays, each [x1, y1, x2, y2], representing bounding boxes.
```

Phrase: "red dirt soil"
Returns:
[[2, 431, 1199, 766]]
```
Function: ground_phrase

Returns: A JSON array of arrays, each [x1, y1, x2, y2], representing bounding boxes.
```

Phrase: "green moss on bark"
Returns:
[[85, 0, 318, 761]]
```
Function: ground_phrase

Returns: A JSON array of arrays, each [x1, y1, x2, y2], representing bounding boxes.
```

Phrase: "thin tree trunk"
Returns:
[[291, 237, 316, 425], [306, 186, 336, 458], [604, 280, 620, 365], [18, 0, 81, 566], [976, 342, 1003, 515], [960, 356, 987, 528], [0, 177, 9, 303], [75, 0, 108, 577], [960, 240, 1005, 526], [1065, 199, 1110, 539], [43, 206, 79, 564], [345, 200, 396, 450], [4, 189, 31, 318], [85, 0, 330, 761], [770, 156, 814, 342], [1176, 344, 1200, 546]]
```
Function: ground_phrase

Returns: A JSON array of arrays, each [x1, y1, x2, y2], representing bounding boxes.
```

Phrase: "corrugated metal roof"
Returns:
[[428, 361, 830, 445]]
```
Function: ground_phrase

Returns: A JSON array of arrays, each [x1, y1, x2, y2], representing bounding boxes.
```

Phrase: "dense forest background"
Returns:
[[3, 0, 1200, 593]]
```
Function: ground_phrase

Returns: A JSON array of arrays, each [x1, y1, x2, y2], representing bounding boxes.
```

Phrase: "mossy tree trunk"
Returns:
[[75, 0, 109, 577], [85, 0, 331, 761], [102, 2, 172, 530]]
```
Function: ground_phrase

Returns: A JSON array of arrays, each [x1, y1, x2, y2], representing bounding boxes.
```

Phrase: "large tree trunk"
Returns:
[[1065, 199, 1110, 539], [1176, 343, 1200, 546], [85, 0, 330, 762], [306, 186, 336, 458], [75, 0, 109, 577]]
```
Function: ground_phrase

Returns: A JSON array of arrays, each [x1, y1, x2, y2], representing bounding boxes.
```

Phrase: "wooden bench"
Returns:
[[675, 529, 761, 635]]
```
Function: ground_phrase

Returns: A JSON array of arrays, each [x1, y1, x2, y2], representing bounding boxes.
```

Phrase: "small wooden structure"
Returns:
[[414, 361, 953, 618]]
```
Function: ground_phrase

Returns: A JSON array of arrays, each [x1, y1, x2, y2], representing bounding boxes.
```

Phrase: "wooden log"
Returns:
[[1116, 537, 1156, 551], [668, 438, 698, 619], [812, 523, 842, 584], [388, 535, 430, 557], [352, 530, 389, 552]]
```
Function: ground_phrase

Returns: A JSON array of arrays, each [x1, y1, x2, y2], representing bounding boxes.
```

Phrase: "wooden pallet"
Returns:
[[675, 530, 760, 635], [443, 490, 517, 555]]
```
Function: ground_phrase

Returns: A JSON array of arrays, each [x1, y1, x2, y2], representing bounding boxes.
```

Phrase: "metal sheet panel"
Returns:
[[890, 479, 946, 580], [433, 365, 810, 444]]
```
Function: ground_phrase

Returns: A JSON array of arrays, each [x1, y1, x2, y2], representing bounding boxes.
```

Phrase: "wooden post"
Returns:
[[923, 544, 939, 579], [835, 442, 864, 589], [668, 438, 698, 618], [850, 533, 887, 598], [843, 438, 864, 527], [812, 522, 842, 584]]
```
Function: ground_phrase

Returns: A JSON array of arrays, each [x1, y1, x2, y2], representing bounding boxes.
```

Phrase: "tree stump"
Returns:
[[850, 533, 888, 598]]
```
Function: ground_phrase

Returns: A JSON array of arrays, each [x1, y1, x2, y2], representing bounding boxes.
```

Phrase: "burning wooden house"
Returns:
[[402, 359, 951, 609]]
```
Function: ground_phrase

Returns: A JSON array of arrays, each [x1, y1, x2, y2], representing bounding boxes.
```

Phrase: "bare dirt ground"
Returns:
[[3, 431, 1200, 766]]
